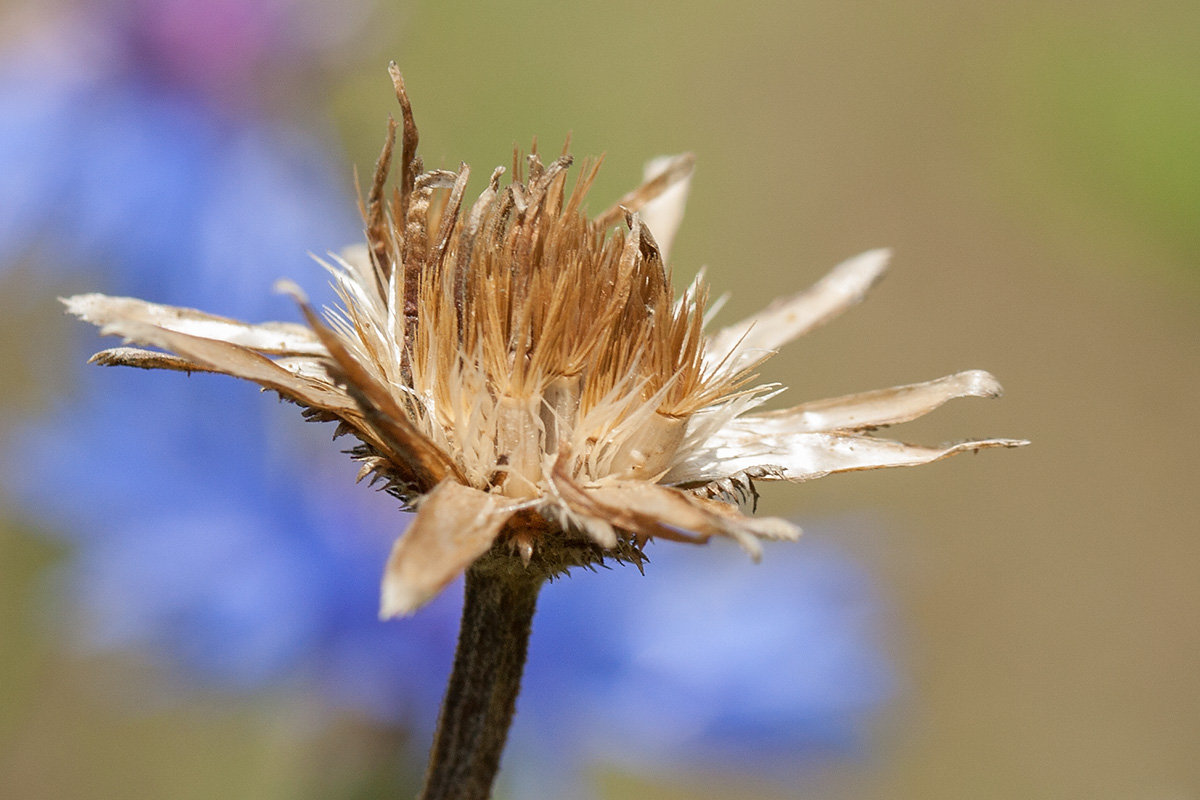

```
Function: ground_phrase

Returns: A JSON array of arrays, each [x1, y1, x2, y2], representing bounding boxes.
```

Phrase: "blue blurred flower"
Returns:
[[14, 367, 461, 726], [0, 7, 453, 728], [527, 538, 890, 759], [1, 5, 894, 789], [0, 15, 357, 317], [504, 536, 892, 796], [0, 4, 455, 727]]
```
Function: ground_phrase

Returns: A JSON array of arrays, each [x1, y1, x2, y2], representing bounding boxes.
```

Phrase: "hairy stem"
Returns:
[[418, 557, 544, 800]]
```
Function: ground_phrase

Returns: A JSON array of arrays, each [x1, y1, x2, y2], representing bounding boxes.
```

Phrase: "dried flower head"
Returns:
[[65, 66, 1026, 618]]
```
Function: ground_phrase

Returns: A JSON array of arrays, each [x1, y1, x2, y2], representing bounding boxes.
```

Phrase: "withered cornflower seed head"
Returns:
[[65, 65, 1027, 618]]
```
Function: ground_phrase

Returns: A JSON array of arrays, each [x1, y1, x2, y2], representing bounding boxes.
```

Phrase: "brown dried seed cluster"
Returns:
[[65, 65, 1026, 616], [324, 65, 742, 507]]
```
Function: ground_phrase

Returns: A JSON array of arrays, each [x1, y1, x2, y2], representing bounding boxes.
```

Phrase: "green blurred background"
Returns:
[[2, 0, 1198, 798]]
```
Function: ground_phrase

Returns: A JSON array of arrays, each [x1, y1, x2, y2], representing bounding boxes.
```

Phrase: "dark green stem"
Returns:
[[418, 558, 544, 800]]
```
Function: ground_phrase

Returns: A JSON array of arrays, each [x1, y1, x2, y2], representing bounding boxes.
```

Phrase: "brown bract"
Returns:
[[64, 64, 1027, 618]]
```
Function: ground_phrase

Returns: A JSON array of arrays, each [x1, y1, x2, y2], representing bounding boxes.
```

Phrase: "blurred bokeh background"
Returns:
[[1, 0, 1197, 798]]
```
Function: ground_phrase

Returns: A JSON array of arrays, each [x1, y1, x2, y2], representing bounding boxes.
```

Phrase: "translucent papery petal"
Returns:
[[689, 493, 802, 543], [94, 318, 355, 413], [380, 482, 516, 618], [671, 385, 781, 470], [63, 294, 326, 355], [334, 243, 378, 294], [551, 454, 795, 558], [594, 153, 695, 230], [311, 257, 399, 385], [290, 294, 462, 489], [705, 249, 890, 378], [665, 432, 1028, 485], [273, 355, 337, 383], [89, 346, 217, 374], [321, 255, 385, 322], [638, 154, 693, 263], [736, 370, 1005, 435]]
